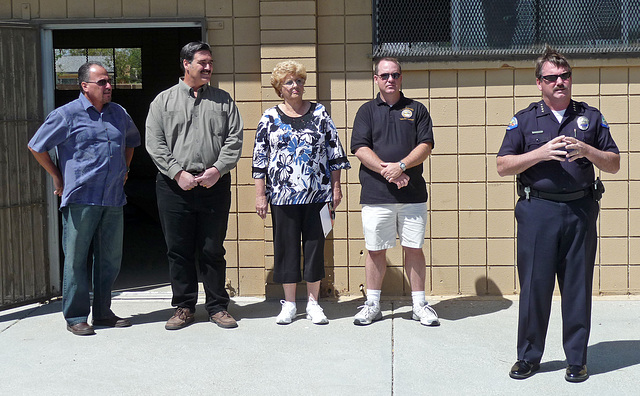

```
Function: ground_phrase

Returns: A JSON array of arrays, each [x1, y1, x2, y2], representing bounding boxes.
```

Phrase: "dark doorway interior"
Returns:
[[53, 27, 201, 290]]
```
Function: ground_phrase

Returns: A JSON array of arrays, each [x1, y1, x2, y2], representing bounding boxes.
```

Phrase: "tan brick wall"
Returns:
[[2, 0, 639, 296]]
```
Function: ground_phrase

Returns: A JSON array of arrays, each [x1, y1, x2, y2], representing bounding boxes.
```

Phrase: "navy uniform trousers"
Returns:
[[515, 194, 599, 366]]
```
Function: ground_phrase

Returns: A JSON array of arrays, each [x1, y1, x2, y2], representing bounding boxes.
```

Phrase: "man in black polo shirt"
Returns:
[[350, 57, 438, 327]]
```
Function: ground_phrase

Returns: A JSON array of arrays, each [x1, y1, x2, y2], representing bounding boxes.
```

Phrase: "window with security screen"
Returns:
[[372, 0, 640, 59]]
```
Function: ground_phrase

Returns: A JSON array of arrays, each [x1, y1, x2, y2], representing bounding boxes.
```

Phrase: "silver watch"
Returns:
[[399, 162, 406, 171]]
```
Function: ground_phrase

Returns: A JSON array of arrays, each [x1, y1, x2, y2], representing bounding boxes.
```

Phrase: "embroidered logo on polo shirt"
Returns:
[[507, 116, 518, 130], [400, 108, 414, 120], [601, 115, 609, 128]]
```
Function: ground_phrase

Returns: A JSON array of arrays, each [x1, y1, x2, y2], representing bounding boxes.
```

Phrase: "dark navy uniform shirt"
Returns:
[[351, 92, 434, 204], [497, 100, 618, 193]]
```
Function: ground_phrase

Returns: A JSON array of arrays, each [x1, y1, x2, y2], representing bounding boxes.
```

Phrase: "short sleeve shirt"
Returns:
[[28, 93, 141, 208], [350, 92, 434, 204], [497, 100, 619, 193], [252, 102, 351, 205]]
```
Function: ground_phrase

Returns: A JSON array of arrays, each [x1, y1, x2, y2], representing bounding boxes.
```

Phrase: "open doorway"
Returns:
[[52, 26, 202, 290]]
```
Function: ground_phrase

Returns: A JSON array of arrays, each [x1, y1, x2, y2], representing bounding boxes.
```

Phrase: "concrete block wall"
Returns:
[[2, 0, 639, 296]]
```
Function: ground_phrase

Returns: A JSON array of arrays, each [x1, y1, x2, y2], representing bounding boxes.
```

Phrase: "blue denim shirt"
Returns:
[[29, 93, 141, 208]]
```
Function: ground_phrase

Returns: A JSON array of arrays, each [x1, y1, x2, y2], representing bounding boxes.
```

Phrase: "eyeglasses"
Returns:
[[540, 72, 571, 82], [86, 79, 111, 87], [377, 72, 401, 81], [283, 78, 305, 86]]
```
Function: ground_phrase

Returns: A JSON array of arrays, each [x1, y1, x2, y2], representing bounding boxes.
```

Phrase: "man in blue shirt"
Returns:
[[498, 48, 619, 382], [28, 62, 141, 336]]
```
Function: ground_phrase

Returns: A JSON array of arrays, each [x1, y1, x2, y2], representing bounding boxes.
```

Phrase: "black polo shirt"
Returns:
[[497, 100, 619, 193], [351, 92, 434, 204]]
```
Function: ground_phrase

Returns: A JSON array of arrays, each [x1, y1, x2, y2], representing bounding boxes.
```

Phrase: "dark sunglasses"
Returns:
[[377, 72, 401, 81], [540, 72, 571, 82], [86, 79, 111, 87]]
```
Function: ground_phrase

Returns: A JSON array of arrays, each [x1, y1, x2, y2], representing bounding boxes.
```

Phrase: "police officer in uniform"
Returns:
[[497, 47, 620, 383]]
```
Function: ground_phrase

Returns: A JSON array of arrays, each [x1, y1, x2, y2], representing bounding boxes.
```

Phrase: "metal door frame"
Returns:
[[38, 19, 205, 295]]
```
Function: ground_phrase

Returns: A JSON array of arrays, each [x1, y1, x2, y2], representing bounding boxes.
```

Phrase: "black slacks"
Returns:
[[156, 173, 231, 315], [271, 203, 326, 284], [515, 195, 599, 366]]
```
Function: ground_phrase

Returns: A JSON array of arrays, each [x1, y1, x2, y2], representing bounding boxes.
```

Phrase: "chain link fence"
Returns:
[[373, 0, 640, 60]]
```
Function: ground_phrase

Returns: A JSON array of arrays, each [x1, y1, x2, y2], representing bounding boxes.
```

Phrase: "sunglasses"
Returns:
[[540, 72, 571, 82], [86, 79, 111, 87], [377, 72, 401, 81]]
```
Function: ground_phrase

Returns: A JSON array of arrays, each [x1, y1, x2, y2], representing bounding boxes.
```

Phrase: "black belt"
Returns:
[[519, 187, 591, 202]]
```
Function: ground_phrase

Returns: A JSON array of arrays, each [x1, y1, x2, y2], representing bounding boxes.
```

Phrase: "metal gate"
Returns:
[[0, 23, 50, 309]]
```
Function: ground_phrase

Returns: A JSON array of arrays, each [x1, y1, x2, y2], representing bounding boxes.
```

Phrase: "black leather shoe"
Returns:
[[92, 316, 132, 328], [509, 360, 540, 379], [565, 365, 588, 382], [66, 322, 95, 336]]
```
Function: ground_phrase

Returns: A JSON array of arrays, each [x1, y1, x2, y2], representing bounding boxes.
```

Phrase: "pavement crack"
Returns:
[[391, 301, 395, 396]]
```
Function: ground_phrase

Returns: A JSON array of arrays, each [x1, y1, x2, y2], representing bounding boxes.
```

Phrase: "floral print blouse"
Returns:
[[252, 102, 350, 205]]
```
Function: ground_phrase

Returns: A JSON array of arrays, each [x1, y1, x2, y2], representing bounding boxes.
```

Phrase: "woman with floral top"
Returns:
[[253, 60, 350, 325]]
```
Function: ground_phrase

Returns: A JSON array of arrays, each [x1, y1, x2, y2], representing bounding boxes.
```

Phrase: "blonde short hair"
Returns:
[[270, 60, 307, 97]]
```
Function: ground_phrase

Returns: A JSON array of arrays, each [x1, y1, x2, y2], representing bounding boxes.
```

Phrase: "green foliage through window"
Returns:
[[54, 47, 142, 90]]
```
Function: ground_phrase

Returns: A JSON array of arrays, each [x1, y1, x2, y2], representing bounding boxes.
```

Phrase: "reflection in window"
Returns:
[[55, 48, 142, 90]]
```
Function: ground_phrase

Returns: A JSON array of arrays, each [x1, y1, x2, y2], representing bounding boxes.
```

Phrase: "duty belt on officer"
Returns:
[[518, 186, 591, 202], [517, 177, 604, 202]]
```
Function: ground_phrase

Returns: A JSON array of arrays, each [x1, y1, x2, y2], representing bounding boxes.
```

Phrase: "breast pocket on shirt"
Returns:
[[207, 111, 228, 137], [162, 111, 187, 137], [574, 127, 596, 146], [524, 129, 551, 150]]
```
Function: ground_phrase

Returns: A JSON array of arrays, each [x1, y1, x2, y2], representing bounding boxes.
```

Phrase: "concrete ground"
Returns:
[[1, 291, 639, 395]]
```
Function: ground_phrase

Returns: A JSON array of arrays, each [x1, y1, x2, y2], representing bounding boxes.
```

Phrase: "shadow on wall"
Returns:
[[431, 276, 513, 321]]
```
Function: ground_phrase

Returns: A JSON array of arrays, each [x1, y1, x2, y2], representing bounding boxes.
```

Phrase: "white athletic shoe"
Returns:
[[306, 301, 329, 325], [276, 300, 297, 325], [353, 301, 382, 326], [412, 301, 440, 326]]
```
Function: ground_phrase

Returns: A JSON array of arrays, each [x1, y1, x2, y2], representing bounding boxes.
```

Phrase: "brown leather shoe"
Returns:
[[67, 322, 96, 336], [165, 307, 195, 330], [92, 315, 132, 328], [210, 310, 238, 328]]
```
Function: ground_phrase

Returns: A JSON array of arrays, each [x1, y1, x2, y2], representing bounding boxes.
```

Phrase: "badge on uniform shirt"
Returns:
[[507, 116, 518, 130], [601, 115, 609, 128], [401, 108, 413, 118], [577, 116, 589, 131]]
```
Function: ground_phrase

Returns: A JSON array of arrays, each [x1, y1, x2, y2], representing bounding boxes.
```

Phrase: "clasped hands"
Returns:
[[175, 168, 220, 191], [544, 135, 591, 162], [380, 162, 409, 189]]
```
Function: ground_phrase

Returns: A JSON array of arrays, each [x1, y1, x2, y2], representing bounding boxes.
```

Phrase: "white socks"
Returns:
[[367, 289, 381, 306], [366, 290, 426, 308], [412, 291, 426, 308]]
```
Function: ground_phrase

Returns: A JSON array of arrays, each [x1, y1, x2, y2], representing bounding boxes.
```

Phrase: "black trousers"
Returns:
[[515, 195, 599, 366], [271, 203, 326, 284], [156, 173, 231, 315]]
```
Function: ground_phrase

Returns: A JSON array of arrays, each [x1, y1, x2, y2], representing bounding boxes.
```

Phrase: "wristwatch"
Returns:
[[399, 162, 406, 171]]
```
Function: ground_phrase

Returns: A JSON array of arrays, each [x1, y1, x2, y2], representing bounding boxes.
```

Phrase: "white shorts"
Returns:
[[361, 203, 428, 250]]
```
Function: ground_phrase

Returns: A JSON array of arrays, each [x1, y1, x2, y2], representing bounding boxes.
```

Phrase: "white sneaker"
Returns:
[[412, 301, 440, 326], [276, 300, 296, 324], [306, 301, 329, 324], [353, 301, 382, 326]]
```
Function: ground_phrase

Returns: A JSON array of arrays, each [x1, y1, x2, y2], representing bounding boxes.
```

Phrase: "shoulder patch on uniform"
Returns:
[[601, 115, 609, 128], [507, 116, 518, 130]]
